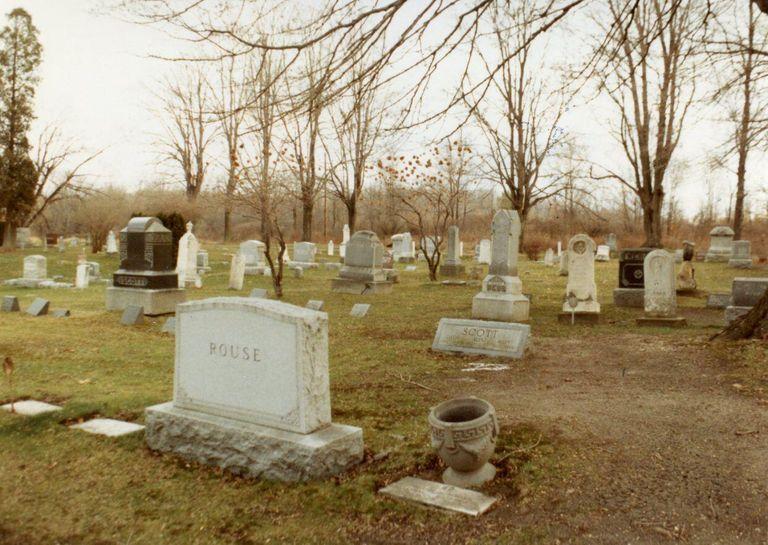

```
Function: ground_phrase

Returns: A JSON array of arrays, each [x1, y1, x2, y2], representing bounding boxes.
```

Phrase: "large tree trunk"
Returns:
[[301, 197, 314, 241], [347, 198, 357, 233], [711, 288, 768, 341], [223, 208, 232, 242], [642, 190, 664, 247]]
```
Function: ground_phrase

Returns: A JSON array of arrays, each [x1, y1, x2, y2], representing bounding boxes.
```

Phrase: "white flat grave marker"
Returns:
[[379, 477, 497, 516], [432, 318, 529, 359], [350, 303, 370, 317], [1, 400, 62, 416], [306, 300, 324, 311], [70, 418, 145, 437]]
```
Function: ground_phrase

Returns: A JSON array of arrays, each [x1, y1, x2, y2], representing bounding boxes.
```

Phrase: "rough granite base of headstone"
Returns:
[[707, 293, 733, 309], [1, 296, 20, 312], [636, 316, 687, 328], [439, 264, 465, 277], [106, 287, 186, 316], [471, 292, 530, 322], [613, 288, 645, 308], [432, 319, 529, 359], [725, 305, 751, 325], [379, 477, 496, 516], [145, 402, 363, 482], [557, 312, 600, 325], [331, 278, 393, 295], [121, 305, 145, 325], [26, 298, 49, 316]]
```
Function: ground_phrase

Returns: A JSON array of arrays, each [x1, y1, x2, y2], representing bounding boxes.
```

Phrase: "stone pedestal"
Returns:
[[613, 287, 644, 308], [332, 231, 393, 294], [106, 287, 186, 315], [705, 226, 735, 262], [145, 402, 363, 482], [636, 316, 687, 328]]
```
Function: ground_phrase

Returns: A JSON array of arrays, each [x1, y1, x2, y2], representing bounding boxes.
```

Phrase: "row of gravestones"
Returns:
[[1, 295, 69, 317]]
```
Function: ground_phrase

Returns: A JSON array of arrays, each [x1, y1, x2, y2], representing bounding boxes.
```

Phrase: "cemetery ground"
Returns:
[[1, 247, 767, 545]]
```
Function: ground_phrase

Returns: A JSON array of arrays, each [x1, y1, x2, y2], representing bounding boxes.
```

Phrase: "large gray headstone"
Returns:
[[488, 210, 519, 276], [732, 277, 768, 307], [23, 255, 47, 280], [432, 318, 529, 359], [293, 242, 316, 264], [444, 226, 461, 266], [643, 250, 676, 317]]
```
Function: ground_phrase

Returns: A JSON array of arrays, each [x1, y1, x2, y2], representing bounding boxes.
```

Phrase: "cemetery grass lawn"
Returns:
[[1, 246, 767, 544]]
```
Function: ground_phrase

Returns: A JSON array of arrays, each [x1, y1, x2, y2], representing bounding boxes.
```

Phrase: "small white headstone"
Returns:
[[228, 254, 246, 290]]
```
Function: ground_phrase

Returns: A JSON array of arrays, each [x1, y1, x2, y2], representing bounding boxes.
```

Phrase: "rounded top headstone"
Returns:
[[124, 217, 169, 233], [709, 225, 734, 236]]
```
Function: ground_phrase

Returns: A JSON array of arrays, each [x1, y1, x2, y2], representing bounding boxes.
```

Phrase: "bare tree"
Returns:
[[158, 69, 217, 201], [211, 57, 251, 240], [708, 0, 768, 240], [23, 125, 101, 227], [377, 139, 477, 281], [467, 0, 575, 243], [590, 0, 703, 248], [321, 55, 385, 232]]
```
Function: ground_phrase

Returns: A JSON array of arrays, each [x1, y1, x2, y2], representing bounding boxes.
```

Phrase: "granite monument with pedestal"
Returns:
[[331, 231, 393, 294], [613, 248, 653, 307], [471, 210, 529, 322], [239, 240, 266, 275], [637, 250, 686, 327], [144, 297, 364, 482], [705, 226, 735, 262], [439, 226, 465, 277], [391, 232, 415, 263], [105, 217, 186, 316]]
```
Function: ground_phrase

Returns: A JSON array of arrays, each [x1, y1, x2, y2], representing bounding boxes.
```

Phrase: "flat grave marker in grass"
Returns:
[[306, 300, 324, 311], [432, 318, 530, 359], [145, 297, 364, 481], [51, 309, 71, 318], [70, 418, 145, 437], [1, 400, 62, 416], [249, 288, 268, 299], [379, 477, 497, 516], [350, 303, 370, 317]]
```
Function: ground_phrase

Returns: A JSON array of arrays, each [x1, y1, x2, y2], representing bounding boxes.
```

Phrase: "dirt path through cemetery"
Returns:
[[450, 333, 768, 544]]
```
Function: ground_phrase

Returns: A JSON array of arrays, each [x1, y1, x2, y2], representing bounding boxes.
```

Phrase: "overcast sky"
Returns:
[[9, 0, 767, 218]]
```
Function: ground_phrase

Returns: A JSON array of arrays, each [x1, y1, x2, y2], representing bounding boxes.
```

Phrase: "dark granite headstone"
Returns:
[[113, 217, 178, 290], [618, 248, 653, 288], [1, 296, 20, 312], [26, 298, 50, 316], [45, 233, 59, 246], [682, 241, 695, 262], [121, 305, 145, 325]]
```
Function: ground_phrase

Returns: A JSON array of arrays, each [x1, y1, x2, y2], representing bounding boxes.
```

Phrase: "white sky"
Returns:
[[9, 0, 768, 218]]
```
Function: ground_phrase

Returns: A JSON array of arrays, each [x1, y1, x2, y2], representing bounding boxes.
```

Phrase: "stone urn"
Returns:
[[428, 397, 499, 488]]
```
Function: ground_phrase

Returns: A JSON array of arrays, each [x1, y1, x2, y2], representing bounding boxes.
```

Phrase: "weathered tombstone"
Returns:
[[725, 277, 768, 324], [228, 254, 246, 290], [405, 265, 417, 272], [70, 418, 145, 437], [432, 319, 529, 359], [558, 251, 568, 276], [24, 255, 47, 280], [557, 240, 562, 256], [595, 245, 610, 262], [86, 261, 101, 280], [606, 233, 618, 258], [476, 239, 491, 265], [75, 259, 90, 289], [707, 293, 732, 309], [57, 237, 66, 252], [728, 240, 752, 269], [350, 303, 370, 317], [705, 225, 735, 262], [439, 226, 465, 277], [69, 237, 80, 248], [106, 217, 187, 315], [306, 300, 324, 311], [293, 267, 304, 279], [196, 250, 211, 274], [543, 248, 555, 267], [379, 477, 496, 516], [51, 309, 71, 318], [161, 317, 176, 334], [46, 233, 59, 247], [176, 221, 201, 288], [331, 231, 393, 294], [637, 250, 686, 327], [292, 242, 317, 265], [121, 305, 145, 325], [613, 248, 652, 308], [391, 232, 416, 263], [144, 297, 364, 481], [1, 296, 20, 312], [106, 230, 118, 254], [558, 234, 600, 323], [674, 249, 684, 263], [471, 210, 529, 322], [327, 240, 334, 256], [16, 227, 30, 249], [677, 241, 696, 293], [239, 240, 266, 275], [26, 298, 49, 317], [249, 288, 268, 299]]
